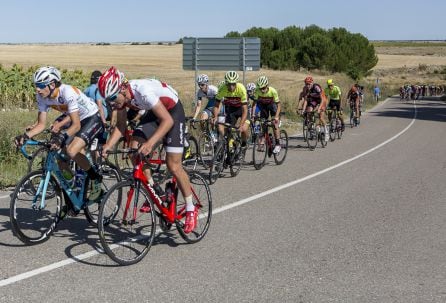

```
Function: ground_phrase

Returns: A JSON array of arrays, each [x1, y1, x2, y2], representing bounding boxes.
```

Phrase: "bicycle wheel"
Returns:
[[302, 120, 308, 142], [208, 142, 225, 185], [27, 147, 48, 173], [84, 163, 121, 226], [176, 173, 212, 243], [98, 180, 156, 266], [183, 135, 199, 170], [10, 170, 62, 245], [252, 134, 267, 170], [112, 137, 133, 175], [306, 122, 318, 150], [337, 119, 344, 139], [329, 118, 337, 142], [273, 130, 288, 165], [198, 132, 214, 169], [319, 128, 327, 148], [229, 140, 242, 177]]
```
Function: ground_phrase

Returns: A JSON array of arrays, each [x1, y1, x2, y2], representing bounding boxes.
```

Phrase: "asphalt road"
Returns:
[[0, 97, 445, 302]]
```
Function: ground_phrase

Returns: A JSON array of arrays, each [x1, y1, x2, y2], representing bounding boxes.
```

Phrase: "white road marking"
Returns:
[[0, 100, 417, 288]]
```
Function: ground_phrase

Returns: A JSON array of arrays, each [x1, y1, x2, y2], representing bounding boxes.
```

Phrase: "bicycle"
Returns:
[[182, 117, 200, 170], [98, 148, 212, 265], [196, 118, 218, 169], [208, 122, 245, 185], [326, 108, 344, 141], [349, 101, 361, 127], [304, 110, 327, 150], [251, 116, 288, 170], [10, 139, 121, 245]]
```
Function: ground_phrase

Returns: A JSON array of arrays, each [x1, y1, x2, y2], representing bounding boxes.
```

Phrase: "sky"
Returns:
[[0, 0, 444, 43]]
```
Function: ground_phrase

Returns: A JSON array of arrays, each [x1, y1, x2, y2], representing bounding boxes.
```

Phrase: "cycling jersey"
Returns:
[[84, 83, 108, 119], [254, 86, 280, 106], [216, 83, 247, 108], [37, 84, 98, 121], [197, 84, 218, 109], [324, 85, 341, 101], [128, 79, 179, 111]]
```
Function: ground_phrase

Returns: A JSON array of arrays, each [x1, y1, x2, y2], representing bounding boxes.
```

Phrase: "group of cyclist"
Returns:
[[399, 84, 444, 101], [13, 65, 368, 234]]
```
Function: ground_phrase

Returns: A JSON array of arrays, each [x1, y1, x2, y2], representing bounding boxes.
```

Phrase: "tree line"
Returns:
[[225, 25, 378, 80]]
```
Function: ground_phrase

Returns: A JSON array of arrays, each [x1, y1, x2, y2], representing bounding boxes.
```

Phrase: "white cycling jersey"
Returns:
[[37, 84, 98, 121], [196, 85, 218, 100], [129, 79, 179, 111]]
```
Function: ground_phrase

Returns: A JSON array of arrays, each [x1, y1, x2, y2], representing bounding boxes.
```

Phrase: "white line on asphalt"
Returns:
[[0, 194, 11, 199], [0, 100, 417, 288]]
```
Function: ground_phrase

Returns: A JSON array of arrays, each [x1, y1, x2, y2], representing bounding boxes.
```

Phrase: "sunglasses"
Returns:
[[198, 83, 207, 87], [34, 82, 48, 89]]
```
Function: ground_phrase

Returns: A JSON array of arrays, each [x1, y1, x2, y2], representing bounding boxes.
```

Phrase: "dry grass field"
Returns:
[[1, 43, 445, 98]]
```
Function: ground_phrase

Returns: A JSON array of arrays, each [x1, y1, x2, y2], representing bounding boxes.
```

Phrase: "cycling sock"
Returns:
[[148, 177, 154, 186], [185, 195, 194, 211]]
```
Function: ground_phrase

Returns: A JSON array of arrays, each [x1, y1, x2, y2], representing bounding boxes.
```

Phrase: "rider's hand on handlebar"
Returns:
[[49, 132, 67, 150], [14, 133, 29, 148]]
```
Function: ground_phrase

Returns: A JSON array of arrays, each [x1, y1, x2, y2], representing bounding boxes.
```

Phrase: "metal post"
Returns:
[[242, 38, 246, 85], [194, 38, 198, 105]]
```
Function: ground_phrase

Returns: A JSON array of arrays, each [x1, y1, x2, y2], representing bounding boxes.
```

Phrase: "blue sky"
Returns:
[[0, 0, 444, 43]]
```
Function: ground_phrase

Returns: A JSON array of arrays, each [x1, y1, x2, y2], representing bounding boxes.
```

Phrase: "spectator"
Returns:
[[373, 85, 380, 102]]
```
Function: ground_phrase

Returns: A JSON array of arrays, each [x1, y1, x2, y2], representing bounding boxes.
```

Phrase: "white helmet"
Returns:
[[197, 74, 209, 85], [33, 66, 61, 85], [246, 82, 256, 92]]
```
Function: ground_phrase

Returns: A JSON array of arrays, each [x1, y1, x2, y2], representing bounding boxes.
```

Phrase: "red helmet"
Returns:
[[98, 66, 125, 99], [304, 76, 313, 84]]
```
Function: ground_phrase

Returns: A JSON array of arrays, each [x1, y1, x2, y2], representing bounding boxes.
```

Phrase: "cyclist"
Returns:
[[14, 66, 104, 208], [246, 82, 259, 118], [300, 76, 329, 142], [346, 85, 360, 122], [252, 76, 282, 154], [192, 74, 220, 121], [99, 67, 197, 234], [84, 70, 109, 126], [212, 71, 249, 148], [324, 79, 344, 131]]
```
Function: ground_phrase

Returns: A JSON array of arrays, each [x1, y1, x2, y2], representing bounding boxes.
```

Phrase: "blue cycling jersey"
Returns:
[[84, 84, 108, 119]]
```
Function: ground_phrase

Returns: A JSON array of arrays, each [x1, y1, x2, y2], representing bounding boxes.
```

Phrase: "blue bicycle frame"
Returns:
[[20, 140, 88, 211]]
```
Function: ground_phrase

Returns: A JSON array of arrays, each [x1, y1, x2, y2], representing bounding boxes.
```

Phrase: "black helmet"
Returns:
[[90, 70, 102, 84]]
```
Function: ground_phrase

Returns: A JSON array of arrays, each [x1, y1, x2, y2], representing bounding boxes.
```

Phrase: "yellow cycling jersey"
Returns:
[[216, 83, 247, 108], [324, 85, 342, 101], [254, 86, 280, 105]]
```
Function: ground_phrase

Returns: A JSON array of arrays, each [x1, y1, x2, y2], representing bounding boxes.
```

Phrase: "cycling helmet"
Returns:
[[327, 79, 333, 85], [257, 76, 269, 88], [304, 76, 313, 84], [33, 66, 61, 85], [90, 70, 102, 84], [246, 82, 256, 92], [224, 71, 240, 84], [197, 74, 209, 85], [217, 80, 226, 89], [98, 66, 125, 99]]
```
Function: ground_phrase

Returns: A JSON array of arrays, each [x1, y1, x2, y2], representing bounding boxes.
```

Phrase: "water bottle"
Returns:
[[61, 169, 74, 188]]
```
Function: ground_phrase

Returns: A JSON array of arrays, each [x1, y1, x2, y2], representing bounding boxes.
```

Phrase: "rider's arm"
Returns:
[[51, 114, 71, 132], [106, 109, 126, 148], [240, 103, 248, 126], [26, 111, 47, 138], [275, 102, 281, 120], [192, 99, 202, 120], [212, 100, 221, 121], [64, 111, 81, 137], [96, 99, 107, 125]]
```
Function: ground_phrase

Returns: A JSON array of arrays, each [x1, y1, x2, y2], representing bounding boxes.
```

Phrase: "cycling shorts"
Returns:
[[133, 101, 185, 154], [75, 114, 104, 146], [258, 103, 278, 120], [328, 99, 341, 111]]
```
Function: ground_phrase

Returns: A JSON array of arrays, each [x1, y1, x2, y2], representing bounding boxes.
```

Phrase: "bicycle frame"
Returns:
[[21, 141, 88, 211]]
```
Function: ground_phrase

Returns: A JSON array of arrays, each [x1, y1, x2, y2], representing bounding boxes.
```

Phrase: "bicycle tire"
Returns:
[[319, 128, 327, 148], [306, 122, 318, 150], [10, 170, 62, 245], [198, 132, 214, 169], [112, 137, 133, 175], [84, 163, 121, 226], [208, 142, 225, 185], [252, 134, 267, 170], [229, 139, 242, 177], [183, 135, 199, 170], [98, 180, 156, 266], [337, 119, 344, 139], [302, 120, 308, 142], [273, 130, 288, 165], [329, 118, 337, 142], [176, 173, 212, 243]]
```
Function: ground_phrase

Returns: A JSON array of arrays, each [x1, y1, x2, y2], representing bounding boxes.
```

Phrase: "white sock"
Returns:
[[185, 195, 194, 212], [148, 177, 154, 186]]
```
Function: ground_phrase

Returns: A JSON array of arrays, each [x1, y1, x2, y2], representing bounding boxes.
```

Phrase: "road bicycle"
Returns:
[[304, 110, 327, 150], [98, 148, 212, 265], [349, 100, 361, 127], [196, 118, 218, 169], [251, 116, 288, 170], [10, 139, 121, 245], [326, 108, 343, 141], [208, 122, 246, 185]]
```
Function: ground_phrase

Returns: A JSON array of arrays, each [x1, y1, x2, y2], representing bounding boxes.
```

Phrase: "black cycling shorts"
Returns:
[[328, 99, 341, 111], [75, 114, 104, 146], [133, 101, 185, 154], [258, 103, 278, 119]]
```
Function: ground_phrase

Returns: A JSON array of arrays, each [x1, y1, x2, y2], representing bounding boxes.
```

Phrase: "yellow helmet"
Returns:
[[327, 79, 334, 85]]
